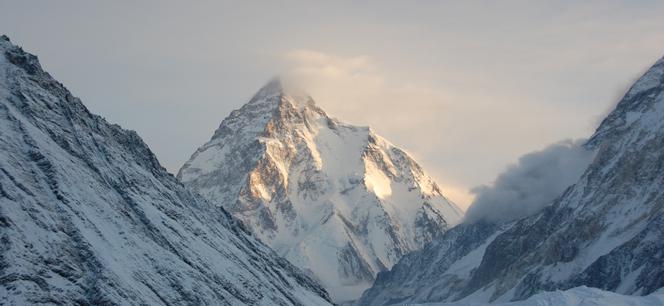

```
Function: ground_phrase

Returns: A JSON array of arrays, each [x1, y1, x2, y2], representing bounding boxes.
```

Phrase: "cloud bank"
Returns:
[[464, 139, 595, 224]]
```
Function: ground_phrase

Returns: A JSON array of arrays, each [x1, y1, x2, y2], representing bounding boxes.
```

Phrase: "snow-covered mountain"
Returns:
[[358, 54, 664, 305], [0, 36, 331, 305], [178, 79, 463, 302]]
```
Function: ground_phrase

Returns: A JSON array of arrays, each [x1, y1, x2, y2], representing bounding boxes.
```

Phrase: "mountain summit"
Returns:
[[178, 78, 463, 301]]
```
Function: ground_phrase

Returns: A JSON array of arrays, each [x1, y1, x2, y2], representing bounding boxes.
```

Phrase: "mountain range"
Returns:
[[2, 33, 664, 306]]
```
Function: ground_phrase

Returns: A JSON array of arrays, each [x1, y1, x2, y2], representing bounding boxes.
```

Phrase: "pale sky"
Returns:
[[1, 1, 663, 208]]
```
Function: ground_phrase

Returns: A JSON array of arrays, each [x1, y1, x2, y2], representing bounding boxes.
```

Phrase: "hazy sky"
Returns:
[[1, 1, 663, 208]]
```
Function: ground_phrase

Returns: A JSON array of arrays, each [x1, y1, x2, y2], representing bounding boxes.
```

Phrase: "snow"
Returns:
[[364, 158, 392, 199], [418, 287, 664, 306], [446, 231, 502, 279]]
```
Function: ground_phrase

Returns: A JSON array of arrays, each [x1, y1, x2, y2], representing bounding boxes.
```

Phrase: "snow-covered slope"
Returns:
[[359, 221, 504, 305], [178, 79, 463, 302], [421, 286, 664, 306], [0, 36, 331, 305], [358, 54, 664, 305]]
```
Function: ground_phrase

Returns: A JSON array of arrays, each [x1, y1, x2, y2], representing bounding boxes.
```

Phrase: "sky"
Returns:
[[1, 1, 663, 208]]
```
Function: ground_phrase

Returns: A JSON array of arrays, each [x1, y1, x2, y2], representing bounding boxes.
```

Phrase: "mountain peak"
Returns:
[[255, 76, 285, 96], [248, 76, 315, 108], [179, 78, 463, 302], [1, 35, 50, 78]]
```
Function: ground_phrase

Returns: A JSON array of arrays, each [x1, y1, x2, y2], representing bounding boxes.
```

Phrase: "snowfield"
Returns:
[[419, 287, 664, 306]]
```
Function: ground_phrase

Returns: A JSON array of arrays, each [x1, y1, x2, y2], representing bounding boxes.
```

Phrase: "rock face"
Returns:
[[358, 54, 664, 305], [178, 79, 463, 302], [0, 36, 331, 305]]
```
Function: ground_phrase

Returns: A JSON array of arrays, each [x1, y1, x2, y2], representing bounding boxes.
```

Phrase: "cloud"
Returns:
[[285, 49, 375, 78], [281, 49, 384, 92], [464, 139, 595, 224]]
